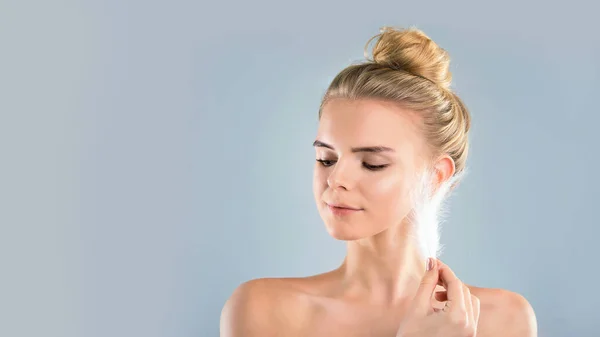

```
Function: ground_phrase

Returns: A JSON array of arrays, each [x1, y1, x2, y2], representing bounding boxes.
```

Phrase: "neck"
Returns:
[[336, 220, 427, 307]]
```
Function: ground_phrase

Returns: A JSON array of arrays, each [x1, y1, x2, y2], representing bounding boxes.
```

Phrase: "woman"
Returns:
[[220, 26, 537, 337]]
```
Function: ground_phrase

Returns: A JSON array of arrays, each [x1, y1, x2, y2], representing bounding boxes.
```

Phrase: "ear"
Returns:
[[432, 154, 455, 195]]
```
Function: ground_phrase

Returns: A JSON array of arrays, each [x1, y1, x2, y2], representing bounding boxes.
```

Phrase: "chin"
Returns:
[[322, 218, 372, 241], [325, 226, 363, 241]]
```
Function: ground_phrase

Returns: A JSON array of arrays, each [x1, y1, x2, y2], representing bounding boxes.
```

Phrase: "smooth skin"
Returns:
[[220, 98, 537, 337]]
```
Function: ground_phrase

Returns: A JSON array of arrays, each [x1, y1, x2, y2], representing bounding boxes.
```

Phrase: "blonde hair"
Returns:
[[318, 26, 471, 182]]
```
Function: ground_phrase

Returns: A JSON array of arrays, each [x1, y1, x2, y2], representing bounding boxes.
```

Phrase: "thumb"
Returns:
[[413, 258, 439, 315]]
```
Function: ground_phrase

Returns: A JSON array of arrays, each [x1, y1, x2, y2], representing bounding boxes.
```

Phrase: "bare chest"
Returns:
[[277, 298, 499, 337], [280, 300, 407, 337]]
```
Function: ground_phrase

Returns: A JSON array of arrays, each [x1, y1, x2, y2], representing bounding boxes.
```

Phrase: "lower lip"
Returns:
[[327, 204, 363, 216]]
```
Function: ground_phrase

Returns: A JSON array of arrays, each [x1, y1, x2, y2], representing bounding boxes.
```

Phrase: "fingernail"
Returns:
[[426, 257, 434, 271]]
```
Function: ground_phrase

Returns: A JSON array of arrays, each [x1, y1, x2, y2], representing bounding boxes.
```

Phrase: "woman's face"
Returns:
[[313, 98, 430, 241]]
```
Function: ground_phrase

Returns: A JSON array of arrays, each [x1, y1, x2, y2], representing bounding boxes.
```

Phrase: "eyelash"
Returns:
[[316, 159, 389, 171]]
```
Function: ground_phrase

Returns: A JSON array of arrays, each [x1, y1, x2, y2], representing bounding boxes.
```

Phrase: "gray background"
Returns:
[[1, 0, 598, 336]]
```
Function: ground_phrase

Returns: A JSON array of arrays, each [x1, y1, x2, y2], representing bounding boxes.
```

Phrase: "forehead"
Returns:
[[317, 98, 425, 150]]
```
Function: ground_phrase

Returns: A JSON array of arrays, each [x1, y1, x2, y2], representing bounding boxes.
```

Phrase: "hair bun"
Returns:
[[365, 26, 452, 90]]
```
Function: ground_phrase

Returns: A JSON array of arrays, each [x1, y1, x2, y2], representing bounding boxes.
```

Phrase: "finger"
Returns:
[[463, 285, 474, 326], [437, 260, 466, 314], [471, 294, 481, 329], [413, 258, 439, 315]]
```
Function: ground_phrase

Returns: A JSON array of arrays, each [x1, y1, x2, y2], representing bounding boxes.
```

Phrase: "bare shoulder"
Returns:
[[467, 285, 538, 337], [220, 278, 314, 337], [219, 279, 275, 337]]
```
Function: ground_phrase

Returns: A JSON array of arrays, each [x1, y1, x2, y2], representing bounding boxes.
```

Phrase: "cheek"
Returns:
[[364, 171, 411, 217]]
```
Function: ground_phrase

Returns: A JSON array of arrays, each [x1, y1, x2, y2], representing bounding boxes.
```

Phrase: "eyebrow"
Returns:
[[312, 140, 395, 153]]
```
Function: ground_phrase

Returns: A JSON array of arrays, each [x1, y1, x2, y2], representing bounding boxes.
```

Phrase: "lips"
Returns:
[[326, 204, 363, 216], [327, 203, 362, 210], [325, 202, 363, 216]]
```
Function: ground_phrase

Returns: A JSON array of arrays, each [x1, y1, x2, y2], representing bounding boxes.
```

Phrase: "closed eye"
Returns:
[[315, 159, 389, 171]]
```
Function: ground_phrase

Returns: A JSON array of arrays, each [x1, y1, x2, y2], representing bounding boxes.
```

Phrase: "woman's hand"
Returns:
[[395, 259, 480, 337]]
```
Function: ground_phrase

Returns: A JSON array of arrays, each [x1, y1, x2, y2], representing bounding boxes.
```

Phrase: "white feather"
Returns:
[[406, 166, 468, 260]]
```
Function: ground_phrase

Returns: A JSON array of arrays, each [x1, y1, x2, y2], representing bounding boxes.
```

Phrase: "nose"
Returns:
[[326, 160, 354, 190]]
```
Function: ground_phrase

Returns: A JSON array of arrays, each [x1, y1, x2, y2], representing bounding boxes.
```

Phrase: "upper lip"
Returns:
[[326, 202, 362, 210]]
